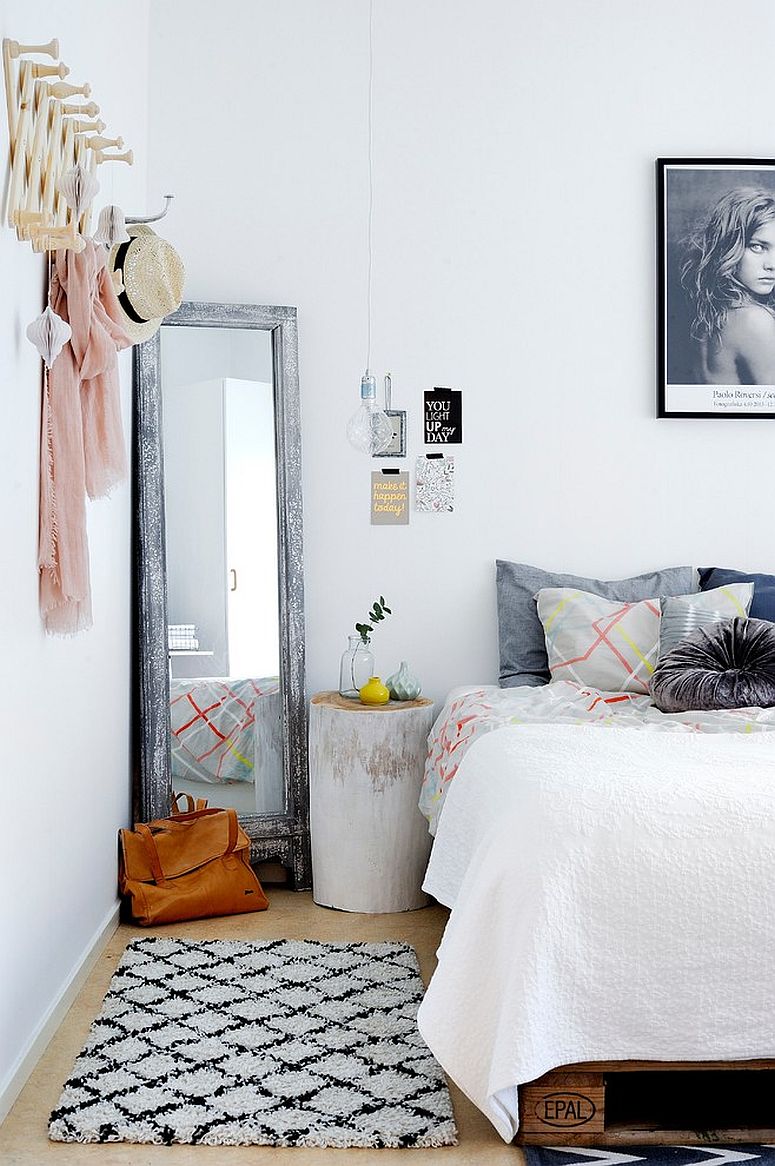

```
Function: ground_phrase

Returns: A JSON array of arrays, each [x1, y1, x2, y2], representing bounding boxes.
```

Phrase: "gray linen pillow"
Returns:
[[496, 560, 697, 688]]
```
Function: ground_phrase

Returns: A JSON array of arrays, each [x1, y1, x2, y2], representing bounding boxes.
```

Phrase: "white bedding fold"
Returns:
[[417, 724, 775, 1142]]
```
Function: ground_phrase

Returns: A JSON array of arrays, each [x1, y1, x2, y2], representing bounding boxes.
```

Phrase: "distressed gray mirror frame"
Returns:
[[132, 300, 310, 889]]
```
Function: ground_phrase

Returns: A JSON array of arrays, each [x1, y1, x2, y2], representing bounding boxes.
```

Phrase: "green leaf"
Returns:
[[382, 604, 392, 614], [379, 596, 386, 606]]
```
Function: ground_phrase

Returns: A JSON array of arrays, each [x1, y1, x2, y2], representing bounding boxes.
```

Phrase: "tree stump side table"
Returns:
[[309, 691, 435, 913]]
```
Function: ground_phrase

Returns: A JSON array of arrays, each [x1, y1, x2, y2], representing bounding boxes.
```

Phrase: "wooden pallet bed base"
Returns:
[[516, 1059, 775, 1145]]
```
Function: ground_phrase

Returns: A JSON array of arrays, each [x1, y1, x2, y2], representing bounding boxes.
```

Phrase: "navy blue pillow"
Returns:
[[699, 567, 775, 623]]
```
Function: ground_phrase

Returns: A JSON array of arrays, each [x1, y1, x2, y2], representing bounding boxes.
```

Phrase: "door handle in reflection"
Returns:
[[229, 568, 237, 592]]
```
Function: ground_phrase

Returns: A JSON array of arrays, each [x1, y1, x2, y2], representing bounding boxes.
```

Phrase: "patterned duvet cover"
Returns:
[[420, 680, 775, 835]]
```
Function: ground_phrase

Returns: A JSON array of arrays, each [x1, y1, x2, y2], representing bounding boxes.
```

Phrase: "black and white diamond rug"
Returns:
[[48, 937, 457, 1148]]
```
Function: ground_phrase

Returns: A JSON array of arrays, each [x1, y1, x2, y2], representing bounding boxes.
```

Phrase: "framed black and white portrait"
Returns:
[[658, 159, 775, 418]]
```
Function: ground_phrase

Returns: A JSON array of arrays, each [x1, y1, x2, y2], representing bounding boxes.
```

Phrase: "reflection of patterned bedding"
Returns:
[[170, 676, 280, 784], [420, 680, 775, 834]]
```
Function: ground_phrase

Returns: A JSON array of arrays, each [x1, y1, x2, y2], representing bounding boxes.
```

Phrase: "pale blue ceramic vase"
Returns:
[[386, 661, 421, 701]]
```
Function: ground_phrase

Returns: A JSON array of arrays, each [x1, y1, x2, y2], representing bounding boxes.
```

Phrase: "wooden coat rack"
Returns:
[[2, 36, 134, 252]]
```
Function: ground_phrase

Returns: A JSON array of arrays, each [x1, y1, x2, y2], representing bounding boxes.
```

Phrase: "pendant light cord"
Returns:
[[365, 0, 374, 375]]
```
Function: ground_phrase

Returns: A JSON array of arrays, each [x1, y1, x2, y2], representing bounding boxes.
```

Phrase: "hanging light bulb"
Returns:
[[346, 373, 393, 455]]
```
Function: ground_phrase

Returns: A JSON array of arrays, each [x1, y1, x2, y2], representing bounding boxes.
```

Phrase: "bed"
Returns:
[[416, 680, 775, 1144]]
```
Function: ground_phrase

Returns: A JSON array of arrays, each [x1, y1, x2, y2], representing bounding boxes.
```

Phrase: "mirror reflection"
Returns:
[[161, 325, 284, 816]]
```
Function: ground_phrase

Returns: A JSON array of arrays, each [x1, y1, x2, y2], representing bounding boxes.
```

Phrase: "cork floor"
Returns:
[[0, 889, 524, 1166]]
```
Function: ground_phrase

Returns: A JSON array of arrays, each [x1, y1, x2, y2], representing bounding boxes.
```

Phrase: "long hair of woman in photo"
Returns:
[[681, 187, 775, 344]]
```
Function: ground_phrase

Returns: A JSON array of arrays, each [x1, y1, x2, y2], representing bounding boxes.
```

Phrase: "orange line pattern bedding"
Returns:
[[170, 676, 280, 784]]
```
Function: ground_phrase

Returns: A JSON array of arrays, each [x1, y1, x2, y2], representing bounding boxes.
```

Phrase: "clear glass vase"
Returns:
[[339, 635, 374, 699]]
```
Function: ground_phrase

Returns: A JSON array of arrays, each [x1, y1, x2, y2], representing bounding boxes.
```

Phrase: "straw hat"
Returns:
[[108, 225, 185, 343]]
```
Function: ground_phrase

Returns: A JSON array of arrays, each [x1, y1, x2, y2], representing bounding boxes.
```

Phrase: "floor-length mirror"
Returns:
[[133, 302, 310, 888]]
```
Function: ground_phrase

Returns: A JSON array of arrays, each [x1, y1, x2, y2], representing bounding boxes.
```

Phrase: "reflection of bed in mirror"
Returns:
[[169, 676, 284, 815]]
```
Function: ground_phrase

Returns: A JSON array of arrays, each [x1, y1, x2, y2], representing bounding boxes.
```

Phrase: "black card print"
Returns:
[[424, 389, 462, 444]]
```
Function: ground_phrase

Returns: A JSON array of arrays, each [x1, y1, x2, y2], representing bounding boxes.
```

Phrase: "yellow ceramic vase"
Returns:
[[359, 676, 390, 705]]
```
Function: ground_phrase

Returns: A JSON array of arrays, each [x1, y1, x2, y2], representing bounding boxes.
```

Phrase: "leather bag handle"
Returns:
[[224, 808, 238, 856], [136, 822, 167, 886], [171, 792, 209, 816], [171, 791, 193, 815]]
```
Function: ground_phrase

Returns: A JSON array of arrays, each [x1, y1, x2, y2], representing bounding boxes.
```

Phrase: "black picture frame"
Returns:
[[658, 158, 775, 418]]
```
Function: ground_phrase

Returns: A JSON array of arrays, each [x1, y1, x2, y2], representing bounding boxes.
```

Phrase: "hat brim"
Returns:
[[116, 311, 165, 344]]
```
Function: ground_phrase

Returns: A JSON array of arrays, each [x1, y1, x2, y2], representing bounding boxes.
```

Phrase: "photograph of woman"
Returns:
[[659, 160, 775, 416]]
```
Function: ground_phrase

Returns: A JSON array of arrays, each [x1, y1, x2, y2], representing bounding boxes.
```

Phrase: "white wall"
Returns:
[[0, 0, 149, 1112], [148, 0, 775, 704]]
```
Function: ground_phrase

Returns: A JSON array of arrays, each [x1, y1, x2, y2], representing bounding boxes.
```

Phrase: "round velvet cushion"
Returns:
[[650, 616, 775, 713]]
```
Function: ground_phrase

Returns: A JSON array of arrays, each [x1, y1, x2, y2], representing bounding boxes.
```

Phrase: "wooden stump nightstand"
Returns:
[[308, 691, 435, 913]]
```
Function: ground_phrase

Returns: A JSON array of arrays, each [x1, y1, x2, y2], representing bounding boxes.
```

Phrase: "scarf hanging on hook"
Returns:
[[38, 240, 133, 635]]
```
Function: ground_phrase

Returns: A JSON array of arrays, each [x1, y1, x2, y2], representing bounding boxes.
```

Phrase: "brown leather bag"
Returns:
[[118, 804, 269, 926]]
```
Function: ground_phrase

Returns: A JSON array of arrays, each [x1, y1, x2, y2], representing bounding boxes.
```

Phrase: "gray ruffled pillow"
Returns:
[[650, 617, 775, 713]]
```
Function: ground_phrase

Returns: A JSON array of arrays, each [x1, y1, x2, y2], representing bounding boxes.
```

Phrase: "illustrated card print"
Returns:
[[371, 471, 409, 525], [415, 455, 454, 512], [424, 389, 462, 444]]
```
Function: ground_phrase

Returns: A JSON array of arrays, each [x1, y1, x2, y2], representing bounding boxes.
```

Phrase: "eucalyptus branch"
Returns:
[[355, 596, 392, 645]]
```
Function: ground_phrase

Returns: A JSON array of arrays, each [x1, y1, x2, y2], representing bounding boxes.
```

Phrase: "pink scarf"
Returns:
[[38, 241, 133, 634]]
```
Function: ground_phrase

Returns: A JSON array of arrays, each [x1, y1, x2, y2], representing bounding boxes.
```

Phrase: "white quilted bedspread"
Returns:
[[420, 682, 775, 836], [417, 723, 775, 1142]]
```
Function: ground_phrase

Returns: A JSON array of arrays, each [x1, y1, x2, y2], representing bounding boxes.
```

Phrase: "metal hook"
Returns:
[[125, 193, 174, 225]]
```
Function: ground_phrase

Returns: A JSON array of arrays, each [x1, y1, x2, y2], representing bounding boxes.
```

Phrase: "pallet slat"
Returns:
[[517, 1061, 775, 1145]]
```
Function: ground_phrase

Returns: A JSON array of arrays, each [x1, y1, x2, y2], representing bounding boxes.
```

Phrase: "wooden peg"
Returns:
[[31, 61, 69, 81], [13, 208, 44, 240], [61, 101, 99, 118], [94, 148, 133, 166], [13, 209, 44, 226], [85, 134, 123, 152], [5, 38, 59, 60], [68, 117, 105, 134], [47, 80, 91, 100], [29, 221, 84, 253]]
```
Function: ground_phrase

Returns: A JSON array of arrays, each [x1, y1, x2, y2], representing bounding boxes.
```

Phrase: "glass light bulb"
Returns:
[[346, 374, 393, 455]]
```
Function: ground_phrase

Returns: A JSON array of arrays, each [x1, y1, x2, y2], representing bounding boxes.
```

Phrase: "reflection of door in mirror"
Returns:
[[161, 326, 284, 817]]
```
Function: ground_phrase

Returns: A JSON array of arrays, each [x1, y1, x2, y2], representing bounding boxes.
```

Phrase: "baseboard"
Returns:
[[0, 900, 120, 1125]]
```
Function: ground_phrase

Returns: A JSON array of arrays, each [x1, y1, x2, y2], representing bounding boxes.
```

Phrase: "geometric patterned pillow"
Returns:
[[535, 582, 754, 695]]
